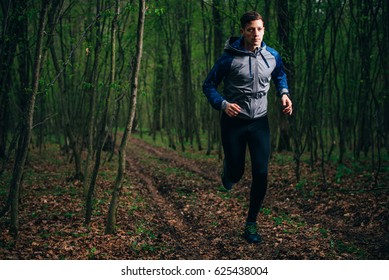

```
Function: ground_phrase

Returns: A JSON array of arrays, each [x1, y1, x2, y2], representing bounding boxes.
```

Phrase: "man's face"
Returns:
[[240, 19, 265, 51]]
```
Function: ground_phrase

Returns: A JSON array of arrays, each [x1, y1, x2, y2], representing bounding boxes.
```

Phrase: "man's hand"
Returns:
[[224, 102, 241, 117], [281, 95, 293, 115]]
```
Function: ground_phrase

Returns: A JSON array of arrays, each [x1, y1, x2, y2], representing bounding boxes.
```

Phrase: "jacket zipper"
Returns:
[[259, 52, 270, 68]]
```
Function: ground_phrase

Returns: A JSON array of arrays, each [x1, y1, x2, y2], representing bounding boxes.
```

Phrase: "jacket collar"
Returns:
[[226, 36, 267, 55]]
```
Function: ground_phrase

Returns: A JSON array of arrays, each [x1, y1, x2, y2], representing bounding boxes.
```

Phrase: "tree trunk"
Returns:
[[85, 0, 118, 225], [210, 0, 224, 156], [106, 0, 146, 234], [0, 0, 20, 160], [83, 0, 102, 193], [8, 0, 50, 239], [160, 3, 178, 151], [177, 1, 201, 151], [383, 0, 389, 156], [276, 0, 293, 152], [152, 29, 164, 140]]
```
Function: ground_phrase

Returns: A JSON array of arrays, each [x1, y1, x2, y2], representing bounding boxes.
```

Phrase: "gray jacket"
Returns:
[[203, 37, 289, 119]]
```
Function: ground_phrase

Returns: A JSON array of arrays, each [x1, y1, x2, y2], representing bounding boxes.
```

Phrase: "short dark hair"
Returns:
[[240, 11, 263, 29]]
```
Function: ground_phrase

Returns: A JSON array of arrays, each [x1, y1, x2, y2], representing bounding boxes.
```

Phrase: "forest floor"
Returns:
[[0, 134, 388, 260]]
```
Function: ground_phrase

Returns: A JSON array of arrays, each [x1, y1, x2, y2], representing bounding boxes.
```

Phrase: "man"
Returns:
[[202, 11, 292, 243]]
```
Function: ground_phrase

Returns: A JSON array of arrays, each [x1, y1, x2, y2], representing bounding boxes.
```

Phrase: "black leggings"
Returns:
[[221, 113, 270, 223]]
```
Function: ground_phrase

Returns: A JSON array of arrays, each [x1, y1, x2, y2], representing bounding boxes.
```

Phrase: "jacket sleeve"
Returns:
[[202, 53, 233, 110], [271, 52, 289, 97]]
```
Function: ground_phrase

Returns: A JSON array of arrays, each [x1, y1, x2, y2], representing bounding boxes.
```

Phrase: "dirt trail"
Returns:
[[124, 137, 322, 259], [126, 137, 257, 259], [1, 135, 387, 260], [124, 136, 389, 260], [129, 137, 219, 182], [125, 143, 209, 259]]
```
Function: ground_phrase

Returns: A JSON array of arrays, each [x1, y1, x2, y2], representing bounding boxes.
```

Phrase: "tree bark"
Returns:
[[276, 0, 293, 152], [83, 0, 103, 192], [0, 0, 19, 160], [85, 0, 118, 226], [8, 0, 50, 239], [106, 0, 146, 234]]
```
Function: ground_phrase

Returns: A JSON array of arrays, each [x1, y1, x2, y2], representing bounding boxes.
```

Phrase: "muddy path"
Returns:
[[125, 136, 383, 259], [126, 137, 241, 259], [125, 144, 208, 259], [1, 135, 386, 260]]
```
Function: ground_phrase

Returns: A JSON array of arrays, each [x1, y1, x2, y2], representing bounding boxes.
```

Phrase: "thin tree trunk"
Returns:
[[152, 29, 163, 141], [85, 0, 118, 226], [58, 17, 83, 179], [211, 0, 223, 157], [106, 0, 145, 234], [84, 0, 102, 193], [201, 0, 214, 155], [8, 0, 50, 239], [160, 5, 178, 151], [0, 0, 19, 160], [276, 0, 293, 152]]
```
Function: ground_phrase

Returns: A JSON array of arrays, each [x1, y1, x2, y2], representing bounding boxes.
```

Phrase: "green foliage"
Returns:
[[217, 189, 232, 200], [272, 153, 294, 165], [127, 194, 145, 215], [295, 179, 307, 191], [319, 228, 328, 238], [261, 207, 272, 216], [295, 179, 316, 198], [334, 240, 367, 259], [147, 8, 165, 16], [272, 212, 290, 226], [39, 230, 50, 240], [335, 164, 353, 183], [269, 210, 307, 230], [127, 220, 161, 254], [83, 82, 93, 90], [88, 247, 98, 259], [53, 185, 78, 197]]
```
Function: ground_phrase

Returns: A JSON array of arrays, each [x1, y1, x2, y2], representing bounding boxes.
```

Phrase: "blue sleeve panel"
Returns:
[[202, 53, 234, 110], [267, 47, 289, 97]]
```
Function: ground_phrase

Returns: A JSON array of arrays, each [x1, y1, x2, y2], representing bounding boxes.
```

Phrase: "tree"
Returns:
[[275, 0, 294, 152], [84, 0, 105, 225], [105, 0, 146, 234], [83, 0, 104, 190], [7, 0, 51, 238]]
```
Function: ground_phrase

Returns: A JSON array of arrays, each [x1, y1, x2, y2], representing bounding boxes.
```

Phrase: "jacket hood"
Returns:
[[224, 36, 266, 55]]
